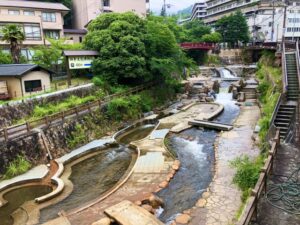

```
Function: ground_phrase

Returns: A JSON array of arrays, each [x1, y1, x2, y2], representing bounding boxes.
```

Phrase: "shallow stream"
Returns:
[[158, 81, 240, 223]]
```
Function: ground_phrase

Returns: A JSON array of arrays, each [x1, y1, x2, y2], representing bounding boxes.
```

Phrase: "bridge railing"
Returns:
[[237, 129, 280, 225], [0, 82, 154, 142], [180, 42, 215, 50]]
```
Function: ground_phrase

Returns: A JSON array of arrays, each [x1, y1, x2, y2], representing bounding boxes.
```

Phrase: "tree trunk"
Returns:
[[10, 39, 21, 64]]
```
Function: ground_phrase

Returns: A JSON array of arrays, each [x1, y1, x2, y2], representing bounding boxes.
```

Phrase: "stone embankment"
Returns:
[[0, 84, 95, 128]]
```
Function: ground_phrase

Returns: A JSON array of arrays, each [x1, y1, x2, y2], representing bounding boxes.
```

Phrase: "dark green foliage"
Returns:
[[0, 50, 12, 64], [4, 155, 31, 179], [67, 124, 88, 149], [84, 12, 193, 86], [215, 11, 249, 46], [230, 156, 264, 202], [183, 20, 211, 42]]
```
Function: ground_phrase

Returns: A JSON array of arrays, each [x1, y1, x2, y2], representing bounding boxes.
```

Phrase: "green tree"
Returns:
[[84, 12, 193, 86], [201, 32, 222, 43], [183, 20, 211, 42], [84, 13, 147, 85], [1, 24, 25, 64], [32, 39, 82, 69], [215, 11, 249, 46], [0, 50, 13, 64]]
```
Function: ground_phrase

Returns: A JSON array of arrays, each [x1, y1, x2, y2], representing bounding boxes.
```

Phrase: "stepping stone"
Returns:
[[104, 200, 164, 225]]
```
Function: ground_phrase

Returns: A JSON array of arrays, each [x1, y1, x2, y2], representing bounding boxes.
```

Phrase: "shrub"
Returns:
[[230, 155, 264, 202], [67, 124, 88, 149], [4, 155, 31, 179]]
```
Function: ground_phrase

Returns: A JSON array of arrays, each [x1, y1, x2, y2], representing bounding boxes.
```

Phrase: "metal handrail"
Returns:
[[282, 42, 288, 94]]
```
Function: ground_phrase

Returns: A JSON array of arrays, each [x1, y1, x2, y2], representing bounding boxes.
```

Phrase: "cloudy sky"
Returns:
[[149, 0, 197, 14]]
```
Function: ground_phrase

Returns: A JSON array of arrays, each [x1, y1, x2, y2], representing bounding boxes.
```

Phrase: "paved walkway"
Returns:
[[188, 103, 260, 225], [253, 144, 300, 225]]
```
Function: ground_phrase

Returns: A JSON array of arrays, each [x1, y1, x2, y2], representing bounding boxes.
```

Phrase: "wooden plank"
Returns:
[[237, 196, 256, 225], [188, 120, 233, 131], [105, 200, 164, 225]]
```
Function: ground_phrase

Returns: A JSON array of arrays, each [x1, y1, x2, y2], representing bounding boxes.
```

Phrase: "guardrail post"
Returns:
[[88, 102, 92, 113], [98, 99, 102, 109], [4, 128, 8, 142], [62, 111, 65, 121], [26, 122, 30, 132], [75, 107, 79, 116], [45, 116, 49, 126]]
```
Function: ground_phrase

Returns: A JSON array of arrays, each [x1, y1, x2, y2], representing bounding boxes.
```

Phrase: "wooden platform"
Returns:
[[188, 120, 233, 131], [105, 200, 164, 225]]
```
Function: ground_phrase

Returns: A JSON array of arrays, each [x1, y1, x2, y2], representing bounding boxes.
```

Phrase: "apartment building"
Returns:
[[72, 0, 148, 30], [0, 0, 69, 59], [190, 1, 207, 21]]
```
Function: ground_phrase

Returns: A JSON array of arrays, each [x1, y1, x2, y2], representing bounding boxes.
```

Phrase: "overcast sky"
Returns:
[[149, 0, 197, 14]]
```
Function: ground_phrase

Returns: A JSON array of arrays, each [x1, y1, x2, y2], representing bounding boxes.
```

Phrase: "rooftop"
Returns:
[[63, 50, 99, 57], [0, 0, 69, 11], [0, 64, 53, 77]]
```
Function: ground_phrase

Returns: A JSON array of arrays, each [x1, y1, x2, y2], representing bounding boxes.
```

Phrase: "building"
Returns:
[[63, 29, 87, 44], [0, 0, 69, 60], [72, 0, 148, 30], [204, 0, 261, 25], [0, 64, 53, 98], [190, 1, 207, 21]]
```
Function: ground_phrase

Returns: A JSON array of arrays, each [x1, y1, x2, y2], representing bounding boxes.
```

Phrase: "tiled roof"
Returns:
[[0, 0, 69, 11], [0, 64, 53, 77], [63, 50, 99, 57], [64, 29, 87, 34]]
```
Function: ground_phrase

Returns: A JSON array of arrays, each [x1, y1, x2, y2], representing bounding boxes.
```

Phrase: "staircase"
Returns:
[[285, 53, 300, 101], [241, 85, 257, 100], [274, 104, 296, 139]]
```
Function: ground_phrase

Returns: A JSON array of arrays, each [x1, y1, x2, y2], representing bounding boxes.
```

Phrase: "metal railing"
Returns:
[[0, 82, 155, 142], [237, 129, 281, 225]]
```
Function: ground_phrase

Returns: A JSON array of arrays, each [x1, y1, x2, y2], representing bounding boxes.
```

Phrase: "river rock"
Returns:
[[149, 194, 164, 208], [134, 200, 142, 206], [202, 192, 210, 199], [142, 204, 154, 213], [91, 217, 111, 225], [175, 214, 191, 224], [159, 181, 169, 188], [196, 199, 207, 208], [172, 165, 179, 171]]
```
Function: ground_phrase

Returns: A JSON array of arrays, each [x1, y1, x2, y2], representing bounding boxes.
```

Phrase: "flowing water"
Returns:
[[0, 185, 52, 225], [39, 123, 155, 223], [158, 81, 240, 223], [220, 68, 236, 79]]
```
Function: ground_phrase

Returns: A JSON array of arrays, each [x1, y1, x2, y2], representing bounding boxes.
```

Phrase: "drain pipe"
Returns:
[[33, 128, 53, 161]]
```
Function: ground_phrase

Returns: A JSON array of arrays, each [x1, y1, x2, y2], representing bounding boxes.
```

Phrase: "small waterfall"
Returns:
[[220, 68, 236, 79]]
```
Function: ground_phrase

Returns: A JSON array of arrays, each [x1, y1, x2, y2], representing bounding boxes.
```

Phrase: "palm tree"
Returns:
[[1, 24, 25, 64]]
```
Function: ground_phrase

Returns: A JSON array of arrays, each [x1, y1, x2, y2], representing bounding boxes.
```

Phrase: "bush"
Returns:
[[230, 155, 264, 202], [67, 124, 88, 149], [4, 155, 31, 179]]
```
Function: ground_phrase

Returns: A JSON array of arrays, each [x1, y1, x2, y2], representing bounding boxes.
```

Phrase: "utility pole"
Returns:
[[271, 0, 275, 42], [282, 0, 288, 48]]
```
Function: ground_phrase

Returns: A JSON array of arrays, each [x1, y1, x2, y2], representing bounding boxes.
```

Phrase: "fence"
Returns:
[[237, 128, 281, 225], [0, 82, 154, 142]]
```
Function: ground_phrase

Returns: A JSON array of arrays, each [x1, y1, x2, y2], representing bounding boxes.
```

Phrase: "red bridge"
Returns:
[[180, 42, 215, 50]]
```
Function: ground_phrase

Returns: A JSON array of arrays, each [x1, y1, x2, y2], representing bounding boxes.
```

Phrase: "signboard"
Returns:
[[68, 56, 95, 69]]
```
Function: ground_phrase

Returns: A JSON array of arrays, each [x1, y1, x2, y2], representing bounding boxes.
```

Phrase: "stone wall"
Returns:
[[0, 85, 97, 128], [0, 108, 125, 176]]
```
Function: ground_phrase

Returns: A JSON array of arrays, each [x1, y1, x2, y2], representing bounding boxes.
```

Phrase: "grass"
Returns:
[[67, 123, 88, 149], [3, 155, 31, 180]]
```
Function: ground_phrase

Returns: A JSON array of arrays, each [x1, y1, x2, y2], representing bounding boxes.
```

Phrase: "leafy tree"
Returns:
[[84, 13, 147, 85], [1, 24, 25, 64], [0, 50, 13, 64], [147, 15, 187, 42], [32, 39, 82, 69], [201, 32, 222, 43], [215, 11, 249, 46], [183, 20, 211, 42], [84, 12, 193, 86]]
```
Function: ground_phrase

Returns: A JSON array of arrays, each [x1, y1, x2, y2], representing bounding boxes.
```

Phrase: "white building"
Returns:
[[191, 1, 207, 20]]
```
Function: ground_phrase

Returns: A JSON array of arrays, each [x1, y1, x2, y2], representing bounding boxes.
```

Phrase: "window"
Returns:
[[42, 12, 56, 22], [79, 36, 83, 43], [24, 80, 42, 93], [24, 11, 35, 16], [103, 0, 110, 6], [21, 49, 35, 61], [24, 24, 41, 40], [44, 30, 60, 39], [8, 10, 20, 15]]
